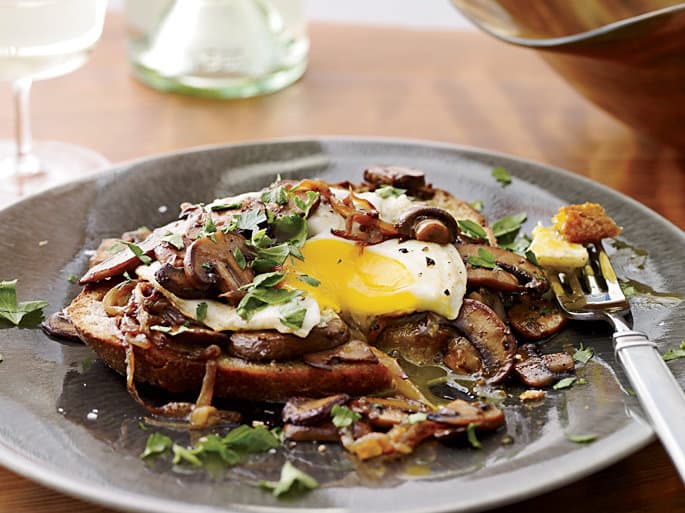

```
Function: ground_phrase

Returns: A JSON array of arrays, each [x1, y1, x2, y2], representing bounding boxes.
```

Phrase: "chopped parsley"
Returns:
[[140, 432, 173, 459], [492, 212, 527, 246], [565, 432, 597, 444], [376, 185, 407, 198], [467, 423, 482, 449], [261, 186, 289, 205], [467, 247, 497, 270], [331, 404, 361, 428], [552, 377, 577, 390], [232, 247, 247, 270], [0, 280, 48, 326], [123, 242, 152, 265], [469, 199, 484, 212], [457, 219, 488, 241], [663, 341, 685, 362], [491, 166, 512, 187], [209, 201, 243, 211], [236, 208, 267, 232], [260, 461, 319, 498], [172, 444, 203, 467], [573, 343, 594, 364], [279, 302, 307, 330], [407, 412, 427, 424], [196, 302, 208, 323], [161, 232, 184, 250], [198, 217, 218, 240], [298, 274, 320, 287], [292, 191, 319, 217], [67, 274, 78, 284], [237, 272, 301, 320], [525, 250, 540, 266]]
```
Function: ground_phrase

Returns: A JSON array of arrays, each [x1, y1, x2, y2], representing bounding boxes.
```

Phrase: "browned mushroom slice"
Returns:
[[396, 206, 459, 244], [229, 317, 350, 361], [443, 336, 483, 375], [41, 310, 82, 342], [429, 189, 496, 245], [452, 299, 517, 384], [81, 232, 160, 284], [303, 339, 377, 369], [507, 297, 568, 341], [427, 399, 505, 430], [350, 396, 430, 428], [467, 288, 506, 321], [363, 165, 426, 193], [184, 231, 253, 303], [282, 394, 350, 425], [283, 423, 340, 442], [373, 312, 455, 366], [154, 263, 208, 299], [514, 344, 575, 387], [458, 244, 549, 294]]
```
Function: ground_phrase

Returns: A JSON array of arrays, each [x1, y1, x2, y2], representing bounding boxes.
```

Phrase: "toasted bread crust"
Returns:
[[67, 284, 393, 402]]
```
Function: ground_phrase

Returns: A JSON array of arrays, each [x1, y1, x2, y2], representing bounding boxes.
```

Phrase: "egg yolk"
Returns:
[[282, 238, 420, 316]]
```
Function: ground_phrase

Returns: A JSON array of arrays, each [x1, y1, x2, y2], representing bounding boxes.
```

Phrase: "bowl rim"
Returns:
[[455, 2, 685, 48]]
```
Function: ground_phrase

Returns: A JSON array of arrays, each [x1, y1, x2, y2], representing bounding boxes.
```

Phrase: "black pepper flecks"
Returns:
[[444, 289, 450, 296], [426, 257, 436, 267], [399, 248, 409, 254]]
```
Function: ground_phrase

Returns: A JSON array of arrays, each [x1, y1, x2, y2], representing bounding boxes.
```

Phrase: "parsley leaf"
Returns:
[[663, 341, 685, 362], [0, 280, 48, 326], [236, 208, 267, 232], [407, 412, 427, 424], [457, 219, 488, 241], [161, 232, 184, 250], [298, 274, 320, 287], [376, 185, 407, 198], [331, 404, 361, 428], [261, 186, 289, 205], [271, 214, 307, 247], [491, 166, 512, 186], [492, 212, 527, 246], [260, 461, 319, 498], [565, 432, 597, 444], [172, 444, 203, 467], [280, 302, 307, 330], [196, 302, 208, 322], [467, 247, 497, 270], [467, 423, 482, 449], [140, 432, 173, 458], [236, 272, 300, 319], [292, 191, 319, 217], [469, 200, 484, 212], [67, 274, 78, 284], [123, 242, 152, 265], [222, 425, 280, 453], [525, 250, 540, 266], [573, 343, 594, 364], [553, 377, 577, 390], [195, 434, 241, 465], [233, 247, 247, 270], [247, 272, 286, 289]]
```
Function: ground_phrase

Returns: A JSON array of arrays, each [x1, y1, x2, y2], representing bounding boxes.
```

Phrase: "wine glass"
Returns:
[[0, 0, 109, 199]]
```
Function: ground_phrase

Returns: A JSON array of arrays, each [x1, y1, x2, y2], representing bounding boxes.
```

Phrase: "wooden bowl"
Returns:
[[451, 0, 685, 149]]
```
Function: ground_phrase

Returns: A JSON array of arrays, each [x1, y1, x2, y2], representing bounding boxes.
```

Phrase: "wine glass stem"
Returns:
[[11, 78, 41, 175]]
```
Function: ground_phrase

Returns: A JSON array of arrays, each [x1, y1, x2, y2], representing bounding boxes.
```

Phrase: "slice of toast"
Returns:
[[66, 284, 393, 402]]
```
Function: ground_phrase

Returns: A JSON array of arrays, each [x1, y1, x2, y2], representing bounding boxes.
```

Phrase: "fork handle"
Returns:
[[614, 331, 685, 483]]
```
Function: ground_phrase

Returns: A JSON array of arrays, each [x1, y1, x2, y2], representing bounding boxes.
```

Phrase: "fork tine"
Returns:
[[596, 241, 626, 301]]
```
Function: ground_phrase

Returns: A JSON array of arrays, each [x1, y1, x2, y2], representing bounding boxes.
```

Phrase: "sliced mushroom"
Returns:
[[350, 396, 429, 428], [303, 339, 378, 369], [396, 206, 460, 244], [443, 336, 483, 375], [363, 165, 426, 194], [229, 318, 350, 361], [282, 394, 349, 425], [458, 244, 549, 295], [514, 344, 575, 387], [283, 423, 340, 442], [184, 231, 253, 303], [452, 299, 517, 384], [507, 296, 568, 341], [467, 288, 506, 321], [41, 310, 81, 342], [427, 399, 505, 430], [155, 263, 208, 299]]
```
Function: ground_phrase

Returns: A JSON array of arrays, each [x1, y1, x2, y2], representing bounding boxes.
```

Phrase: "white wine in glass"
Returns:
[[0, 0, 108, 196]]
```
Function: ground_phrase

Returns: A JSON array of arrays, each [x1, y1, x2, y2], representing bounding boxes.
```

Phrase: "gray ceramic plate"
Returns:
[[0, 138, 683, 513]]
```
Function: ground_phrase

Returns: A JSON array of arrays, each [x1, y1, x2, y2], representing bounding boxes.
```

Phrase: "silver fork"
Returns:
[[548, 240, 685, 483]]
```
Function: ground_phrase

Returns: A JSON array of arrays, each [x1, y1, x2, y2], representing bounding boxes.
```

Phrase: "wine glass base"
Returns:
[[0, 140, 109, 203]]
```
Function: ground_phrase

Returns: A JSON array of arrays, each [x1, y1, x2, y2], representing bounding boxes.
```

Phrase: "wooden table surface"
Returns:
[[0, 12, 683, 513]]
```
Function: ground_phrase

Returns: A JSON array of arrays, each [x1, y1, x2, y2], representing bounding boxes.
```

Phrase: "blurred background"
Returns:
[[108, 0, 473, 29]]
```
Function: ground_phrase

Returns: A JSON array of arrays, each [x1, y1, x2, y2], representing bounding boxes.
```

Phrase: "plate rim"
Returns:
[[0, 136, 679, 513]]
